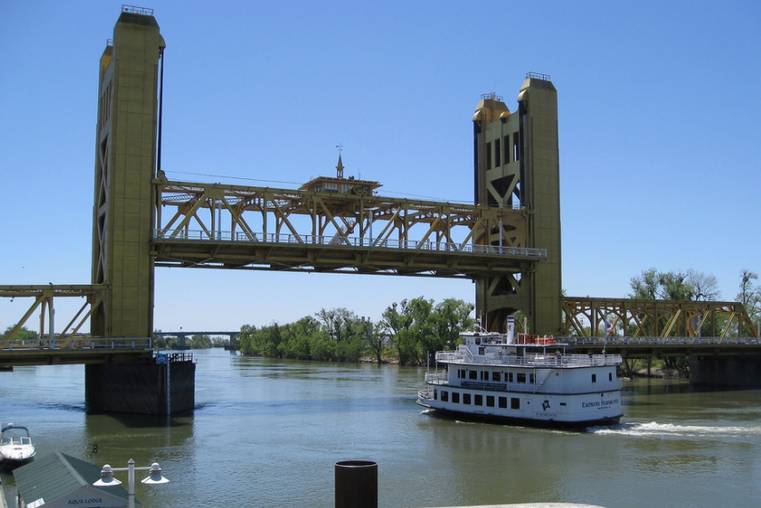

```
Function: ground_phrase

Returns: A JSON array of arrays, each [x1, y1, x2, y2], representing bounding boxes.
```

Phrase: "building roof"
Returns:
[[299, 154, 381, 195], [14, 452, 133, 508]]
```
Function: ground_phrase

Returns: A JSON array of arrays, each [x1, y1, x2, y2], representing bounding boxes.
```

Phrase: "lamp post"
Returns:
[[94, 458, 169, 508]]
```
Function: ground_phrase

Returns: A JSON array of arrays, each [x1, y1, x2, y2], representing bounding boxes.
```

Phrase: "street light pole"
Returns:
[[94, 458, 169, 507], [127, 458, 136, 508]]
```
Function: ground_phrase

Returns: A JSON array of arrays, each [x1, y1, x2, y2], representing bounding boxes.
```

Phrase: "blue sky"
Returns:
[[1, 0, 760, 332]]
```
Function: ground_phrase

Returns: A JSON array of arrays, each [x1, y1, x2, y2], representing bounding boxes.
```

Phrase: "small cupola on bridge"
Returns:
[[300, 151, 381, 196]]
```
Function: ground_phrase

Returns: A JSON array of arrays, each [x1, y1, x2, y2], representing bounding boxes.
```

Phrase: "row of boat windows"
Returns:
[[456, 368, 534, 384], [435, 389, 521, 409], [458, 369, 614, 384]]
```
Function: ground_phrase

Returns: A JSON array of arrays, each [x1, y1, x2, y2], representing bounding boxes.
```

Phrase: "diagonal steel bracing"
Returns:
[[562, 296, 759, 339], [152, 179, 543, 278]]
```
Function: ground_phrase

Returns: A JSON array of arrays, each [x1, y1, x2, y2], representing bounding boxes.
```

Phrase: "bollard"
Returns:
[[335, 460, 377, 508]]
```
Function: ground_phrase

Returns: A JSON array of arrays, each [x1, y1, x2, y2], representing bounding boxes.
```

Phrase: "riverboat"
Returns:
[[417, 331, 623, 428], [0, 424, 36, 468]]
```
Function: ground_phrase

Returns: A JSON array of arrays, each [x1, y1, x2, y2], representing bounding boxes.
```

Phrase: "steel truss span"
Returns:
[[563, 296, 757, 339], [0, 285, 107, 348], [153, 179, 545, 278]]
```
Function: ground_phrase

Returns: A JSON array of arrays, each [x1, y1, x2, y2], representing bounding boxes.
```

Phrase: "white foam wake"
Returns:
[[587, 421, 761, 437]]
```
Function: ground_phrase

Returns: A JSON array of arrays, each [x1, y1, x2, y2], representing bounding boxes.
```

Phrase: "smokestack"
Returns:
[[506, 315, 515, 344]]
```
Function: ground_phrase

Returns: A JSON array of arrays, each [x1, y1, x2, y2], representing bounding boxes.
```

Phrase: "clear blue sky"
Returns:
[[1, 0, 760, 332]]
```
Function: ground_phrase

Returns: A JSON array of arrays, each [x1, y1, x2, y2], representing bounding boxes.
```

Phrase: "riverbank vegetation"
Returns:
[[239, 297, 474, 366]]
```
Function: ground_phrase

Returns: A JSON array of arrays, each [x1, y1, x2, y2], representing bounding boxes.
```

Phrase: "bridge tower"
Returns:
[[85, 8, 194, 416], [473, 74, 562, 334], [91, 8, 164, 338]]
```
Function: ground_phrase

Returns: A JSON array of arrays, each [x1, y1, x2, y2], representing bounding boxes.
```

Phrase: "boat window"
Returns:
[[458, 369, 466, 379], [469, 370, 477, 380], [463, 393, 471, 405], [517, 373, 526, 383], [452, 392, 460, 403], [511, 397, 520, 410], [486, 396, 495, 407], [609, 372, 613, 381], [592, 374, 597, 383], [498, 396, 507, 408], [480, 371, 489, 381], [478, 347, 485, 355], [529, 373, 535, 384], [475, 394, 483, 405], [494, 138, 501, 167], [508, 372, 514, 383], [441, 390, 449, 402], [434, 389, 437, 400], [492, 371, 501, 382]]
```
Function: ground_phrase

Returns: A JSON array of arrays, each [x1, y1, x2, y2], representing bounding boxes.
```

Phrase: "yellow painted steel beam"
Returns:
[[562, 296, 758, 338]]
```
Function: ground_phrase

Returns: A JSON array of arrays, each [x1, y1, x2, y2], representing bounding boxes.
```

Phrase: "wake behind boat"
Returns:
[[417, 330, 623, 428], [0, 424, 36, 468]]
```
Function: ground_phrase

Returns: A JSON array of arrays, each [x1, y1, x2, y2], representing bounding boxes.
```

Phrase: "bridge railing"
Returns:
[[0, 336, 152, 352], [435, 350, 622, 367], [154, 229, 548, 259], [562, 336, 761, 346]]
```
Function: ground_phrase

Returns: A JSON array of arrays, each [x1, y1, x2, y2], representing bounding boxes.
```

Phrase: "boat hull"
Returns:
[[418, 401, 621, 430], [0, 455, 35, 472]]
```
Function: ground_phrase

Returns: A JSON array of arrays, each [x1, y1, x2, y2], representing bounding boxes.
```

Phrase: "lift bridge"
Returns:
[[1, 6, 759, 415]]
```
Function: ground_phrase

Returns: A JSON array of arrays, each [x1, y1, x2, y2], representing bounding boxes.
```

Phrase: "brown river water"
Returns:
[[1, 348, 760, 507]]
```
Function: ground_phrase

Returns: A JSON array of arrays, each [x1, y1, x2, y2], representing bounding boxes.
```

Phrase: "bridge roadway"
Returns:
[[0, 337, 152, 367], [153, 230, 546, 278], [2, 335, 760, 367], [563, 336, 761, 357]]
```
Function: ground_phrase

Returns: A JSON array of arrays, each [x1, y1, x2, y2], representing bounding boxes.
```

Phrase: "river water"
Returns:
[[1, 348, 760, 507]]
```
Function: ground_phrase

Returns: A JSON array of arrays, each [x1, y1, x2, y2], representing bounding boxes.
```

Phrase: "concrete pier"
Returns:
[[85, 353, 195, 416], [689, 354, 761, 387]]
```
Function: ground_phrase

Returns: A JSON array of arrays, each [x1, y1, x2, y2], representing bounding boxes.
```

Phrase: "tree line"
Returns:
[[626, 268, 761, 336], [238, 298, 474, 366], [630, 268, 761, 320]]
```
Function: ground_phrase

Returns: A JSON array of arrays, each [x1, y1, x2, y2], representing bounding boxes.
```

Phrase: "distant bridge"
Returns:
[[153, 331, 240, 338]]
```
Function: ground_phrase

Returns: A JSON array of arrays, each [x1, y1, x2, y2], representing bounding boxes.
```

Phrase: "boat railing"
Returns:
[[418, 387, 434, 400], [425, 371, 448, 384], [435, 351, 622, 368]]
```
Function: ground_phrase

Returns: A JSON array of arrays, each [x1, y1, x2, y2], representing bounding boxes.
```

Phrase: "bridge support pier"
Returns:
[[85, 356, 195, 416], [689, 355, 761, 387]]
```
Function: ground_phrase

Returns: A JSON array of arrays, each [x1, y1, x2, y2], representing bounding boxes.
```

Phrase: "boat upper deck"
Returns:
[[436, 345, 622, 368]]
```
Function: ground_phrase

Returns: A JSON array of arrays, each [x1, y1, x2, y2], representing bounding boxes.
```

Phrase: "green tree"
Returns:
[[2, 326, 38, 341], [431, 298, 475, 350], [381, 299, 413, 363], [365, 321, 387, 365], [381, 297, 474, 366], [630, 268, 720, 302], [737, 270, 761, 334], [189, 334, 212, 349]]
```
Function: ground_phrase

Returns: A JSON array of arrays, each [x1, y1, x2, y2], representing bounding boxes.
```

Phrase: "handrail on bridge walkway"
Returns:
[[154, 230, 548, 259]]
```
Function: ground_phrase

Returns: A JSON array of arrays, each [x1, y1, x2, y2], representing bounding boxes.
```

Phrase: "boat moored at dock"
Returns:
[[417, 331, 623, 428], [0, 424, 35, 468]]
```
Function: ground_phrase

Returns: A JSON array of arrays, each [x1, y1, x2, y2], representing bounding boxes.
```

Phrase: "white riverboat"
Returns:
[[417, 331, 623, 428], [0, 424, 35, 467]]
